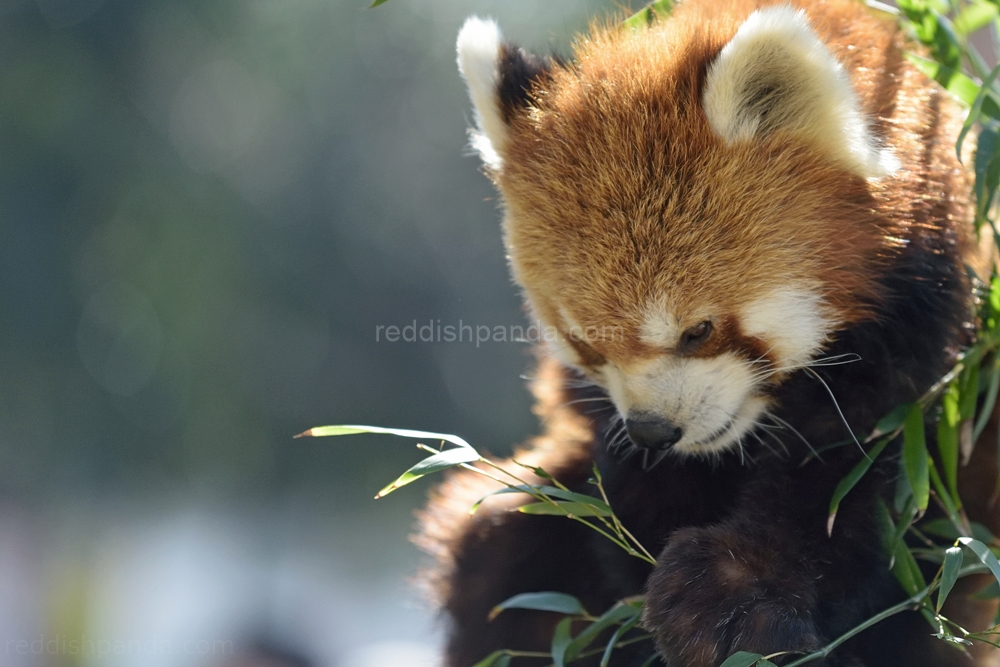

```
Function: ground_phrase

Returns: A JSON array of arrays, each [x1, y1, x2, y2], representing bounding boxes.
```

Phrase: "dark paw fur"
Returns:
[[643, 526, 822, 667]]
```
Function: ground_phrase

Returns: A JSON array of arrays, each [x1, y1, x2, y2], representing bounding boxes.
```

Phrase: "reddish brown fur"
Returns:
[[418, 2, 996, 665], [492, 0, 972, 363]]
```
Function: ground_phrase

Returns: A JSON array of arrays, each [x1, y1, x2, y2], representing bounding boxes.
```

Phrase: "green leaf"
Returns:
[[975, 128, 1000, 227], [757, 661, 779, 667], [719, 652, 764, 667], [622, 0, 675, 30], [892, 536, 927, 595], [565, 602, 641, 660], [888, 496, 919, 560], [974, 362, 1000, 441], [878, 497, 926, 595], [958, 61, 1000, 161], [600, 614, 643, 667], [828, 437, 891, 535], [937, 546, 964, 613], [959, 538, 1000, 589], [893, 450, 914, 513], [519, 501, 613, 517], [954, 1, 999, 35], [298, 424, 475, 449], [938, 382, 961, 502], [960, 362, 981, 420], [473, 486, 612, 514], [870, 403, 912, 439], [921, 518, 962, 541], [972, 579, 1000, 600], [552, 617, 574, 667], [903, 404, 930, 513], [927, 461, 964, 528], [369, 0, 390, 6], [973, 521, 998, 544], [376, 447, 480, 498], [906, 53, 981, 106], [490, 592, 587, 621], [990, 274, 1000, 316], [471, 651, 510, 667]]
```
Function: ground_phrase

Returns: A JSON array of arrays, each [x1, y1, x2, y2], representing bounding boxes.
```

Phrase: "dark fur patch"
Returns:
[[497, 43, 554, 123]]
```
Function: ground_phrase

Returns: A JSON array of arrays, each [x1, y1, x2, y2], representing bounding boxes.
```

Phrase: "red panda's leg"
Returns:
[[641, 452, 892, 667]]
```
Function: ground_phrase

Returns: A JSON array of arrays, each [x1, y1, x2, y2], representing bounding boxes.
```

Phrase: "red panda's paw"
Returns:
[[642, 525, 822, 667]]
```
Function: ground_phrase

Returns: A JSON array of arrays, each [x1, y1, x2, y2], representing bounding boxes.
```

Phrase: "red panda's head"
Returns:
[[457, 3, 901, 458]]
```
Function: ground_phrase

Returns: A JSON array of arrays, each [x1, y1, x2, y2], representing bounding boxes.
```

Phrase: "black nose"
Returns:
[[625, 415, 684, 450]]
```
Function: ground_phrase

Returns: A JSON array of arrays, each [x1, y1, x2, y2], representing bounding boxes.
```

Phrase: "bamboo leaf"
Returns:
[[903, 404, 930, 513], [473, 486, 612, 515], [975, 128, 1000, 227], [954, 1, 999, 35], [519, 501, 613, 517], [622, 0, 675, 30], [958, 61, 1000, 161], [565, 602, 641, 660], [600, 614, 642, 667], [298, 424, 475, 449], [888, 496, 918, 559], [974, 362, 1000, 441], [906, 53, 981, 106], [828, 437, 891, 535], [870, 403, 912, 439], [938, 381, 961, 502], [937, 546, 964, 613], [471, 652, 510, 667], [891, 535, 927, 595], [719, 653, 764, 667], [490, 592, 587, 621], [959, 538, 1000, 589], [552, 617, 574, 667], [972, 579, 1000, 600], [376, 447, 480, 498], [960, 363, 981, 420]]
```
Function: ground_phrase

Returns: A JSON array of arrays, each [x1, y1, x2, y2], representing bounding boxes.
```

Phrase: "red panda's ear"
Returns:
[[702, 6, 898, 179], [456, 17, 552, 170]]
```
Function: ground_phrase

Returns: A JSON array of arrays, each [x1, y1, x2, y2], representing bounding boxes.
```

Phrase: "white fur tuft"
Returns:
[[703, 5, 897, 179], [457, 17, 506, 169], [740, 286, 832, 370]]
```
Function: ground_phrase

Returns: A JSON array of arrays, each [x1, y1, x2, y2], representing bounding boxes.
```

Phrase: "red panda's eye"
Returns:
[[680, 320, 713, 349]]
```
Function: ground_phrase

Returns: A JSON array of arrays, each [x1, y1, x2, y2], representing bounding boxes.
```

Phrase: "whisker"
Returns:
[[560, 396, 613, 408], [807, 353, 862, 367], [766, 413, 821, 461], [650, 448, 672, 469], [805, 367, 865, 456]]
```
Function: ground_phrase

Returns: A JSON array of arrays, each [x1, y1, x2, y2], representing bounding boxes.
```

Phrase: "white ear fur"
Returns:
[[703, 6, 898, 179], [457, 17, 506, 169]]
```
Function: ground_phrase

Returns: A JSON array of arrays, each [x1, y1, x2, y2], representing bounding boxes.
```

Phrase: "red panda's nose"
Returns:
[[625, 414, 684, 450]]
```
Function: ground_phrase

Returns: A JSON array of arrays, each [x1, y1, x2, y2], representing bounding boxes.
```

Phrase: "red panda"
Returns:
[[416, 1, 1000, 666]]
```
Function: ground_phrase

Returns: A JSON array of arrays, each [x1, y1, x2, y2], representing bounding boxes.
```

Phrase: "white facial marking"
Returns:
[[703, 5, 898, 179], [740, 286, 832, 371], [605, 354, 768, 456], [457, 17, 506, 169]]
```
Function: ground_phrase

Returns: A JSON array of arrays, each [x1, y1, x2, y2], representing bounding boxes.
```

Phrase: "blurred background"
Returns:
[[0, 0, 626, 665]]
